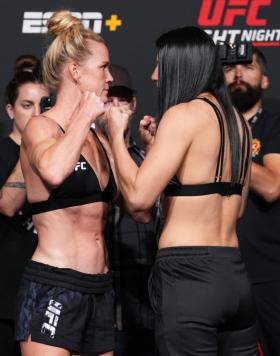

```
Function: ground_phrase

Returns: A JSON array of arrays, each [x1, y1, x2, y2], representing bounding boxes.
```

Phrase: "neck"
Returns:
[[241, 99, 262, 121], [44, 82, 82, 130], [9, 128, 21, 145]]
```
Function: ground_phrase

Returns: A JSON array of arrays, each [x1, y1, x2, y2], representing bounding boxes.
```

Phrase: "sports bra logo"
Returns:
[[75, 161, 87, 171]]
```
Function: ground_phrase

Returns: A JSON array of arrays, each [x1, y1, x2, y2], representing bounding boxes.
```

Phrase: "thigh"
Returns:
[[253, 281, 280, 356], [21, 335, 70, 356], [218, 324, 258, 356]]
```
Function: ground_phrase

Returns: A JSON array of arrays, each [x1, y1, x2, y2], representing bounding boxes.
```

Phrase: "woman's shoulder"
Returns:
[[162, 98, 213, 129], [22, 114, 62, 145]]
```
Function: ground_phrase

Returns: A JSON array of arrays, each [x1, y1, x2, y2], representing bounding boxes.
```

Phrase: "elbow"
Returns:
[[262, 186, 280, 203], [41, 170, 63, 188], [37, 163, 64, 188], [126, 193, 154, 212]]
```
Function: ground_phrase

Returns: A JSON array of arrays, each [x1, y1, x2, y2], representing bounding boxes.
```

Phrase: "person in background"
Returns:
[[104, 64, 161, 356], [14, 54, 41, 75], [224, 46, 280, 356], [0, 57, 49, 356]]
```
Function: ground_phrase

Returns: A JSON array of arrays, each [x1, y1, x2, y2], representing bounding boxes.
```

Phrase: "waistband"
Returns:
[[156, 246, 241, 259], [23, 260, 113, 294]]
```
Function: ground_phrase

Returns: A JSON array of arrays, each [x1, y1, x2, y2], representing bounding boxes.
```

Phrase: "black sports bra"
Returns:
[[164, 97, 250, 197], [30, 127, 117, 215]]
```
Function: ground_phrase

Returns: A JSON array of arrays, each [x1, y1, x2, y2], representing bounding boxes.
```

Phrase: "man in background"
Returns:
[[224, 46, 280, 356], [104, 64, 161, 356]]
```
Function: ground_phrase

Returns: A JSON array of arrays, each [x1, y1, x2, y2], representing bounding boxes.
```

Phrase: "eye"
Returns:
[[22, 102, 32, 109], [119, 98, 129, 104], [223, 65, 234, 73], [245, 64, 255, 70]]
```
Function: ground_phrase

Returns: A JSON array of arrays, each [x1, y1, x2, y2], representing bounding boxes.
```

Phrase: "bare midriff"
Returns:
[[159, 194, 241, 249], [32, 201, 109, 274]]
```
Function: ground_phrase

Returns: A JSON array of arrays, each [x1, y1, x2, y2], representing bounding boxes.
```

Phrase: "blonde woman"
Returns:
[[15, 10, 116, 356]]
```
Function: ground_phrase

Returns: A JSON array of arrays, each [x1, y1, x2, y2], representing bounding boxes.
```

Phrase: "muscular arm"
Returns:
[[250, 154, 280, 203], [0, 160, 26, 217], [23, 92, 104, 187], [109, 104, 195, 211]]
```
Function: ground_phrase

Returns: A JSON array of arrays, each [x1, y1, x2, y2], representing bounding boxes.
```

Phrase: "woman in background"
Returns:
[[0, 58, 49, 356]]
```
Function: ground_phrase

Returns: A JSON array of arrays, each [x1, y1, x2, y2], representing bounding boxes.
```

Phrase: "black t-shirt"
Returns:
[[0, 137, 37, 320], [237, 109, 280, 283], [0, 137, 19, 186], [105, 140, 161, 330]]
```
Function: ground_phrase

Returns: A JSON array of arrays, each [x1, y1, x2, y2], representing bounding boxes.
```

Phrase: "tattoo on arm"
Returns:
[[4, 182, 26, 189]]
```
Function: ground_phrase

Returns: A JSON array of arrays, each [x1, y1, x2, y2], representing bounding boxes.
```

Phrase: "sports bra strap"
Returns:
[[91, 128, 112, 168], [195, 97, 226, 183]]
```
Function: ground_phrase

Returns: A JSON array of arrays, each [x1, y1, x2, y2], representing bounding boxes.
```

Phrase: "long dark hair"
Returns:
[[156, 26, 241, 184]]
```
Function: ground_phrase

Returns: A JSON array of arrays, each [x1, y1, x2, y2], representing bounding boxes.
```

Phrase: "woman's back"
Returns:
[[159, 94, 251, 248]]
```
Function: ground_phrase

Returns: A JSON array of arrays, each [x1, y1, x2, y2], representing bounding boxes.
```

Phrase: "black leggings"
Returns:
[[148, 246, 258, 356]]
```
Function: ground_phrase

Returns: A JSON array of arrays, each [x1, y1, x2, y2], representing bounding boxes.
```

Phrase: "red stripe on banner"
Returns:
[[253, 42, 280, 46], [258, 342, 264, 356]]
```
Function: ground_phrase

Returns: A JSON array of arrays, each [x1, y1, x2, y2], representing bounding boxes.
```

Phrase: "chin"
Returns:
[[101, 92, 109, 103]]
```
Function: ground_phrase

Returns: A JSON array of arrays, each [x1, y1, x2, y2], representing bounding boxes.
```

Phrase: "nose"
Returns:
[[151, 65, 158, 82], [106, 68, 113, 83], [235, 65, 243, 79], [34, 104, 41, 116], [112, 98, 119, 106]]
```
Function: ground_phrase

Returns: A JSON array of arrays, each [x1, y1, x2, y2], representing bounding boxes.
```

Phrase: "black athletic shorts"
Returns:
[[15, 260, 115, 354], [148, 246, 258, 356]]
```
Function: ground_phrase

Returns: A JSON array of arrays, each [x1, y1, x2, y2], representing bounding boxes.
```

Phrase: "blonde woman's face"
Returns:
[[78, 40, 113, 103]]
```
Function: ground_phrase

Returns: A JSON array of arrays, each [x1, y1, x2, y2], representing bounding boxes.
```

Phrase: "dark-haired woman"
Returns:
[[108, 26, 258, 355], [0, 68, 49, 355]]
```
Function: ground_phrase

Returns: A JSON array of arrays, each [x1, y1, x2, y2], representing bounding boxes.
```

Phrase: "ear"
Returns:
[[5, 104, 14, 120], [261, 74, 269, 91], [68, 62, 80, 84]]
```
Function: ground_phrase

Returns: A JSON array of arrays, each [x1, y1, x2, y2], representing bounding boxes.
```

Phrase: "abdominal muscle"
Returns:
[[31, 202, 109, 274], [159, 194, 241, 249]]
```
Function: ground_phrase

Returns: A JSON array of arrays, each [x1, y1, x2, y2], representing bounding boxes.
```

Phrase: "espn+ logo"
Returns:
[[22, 11, 122, 34], [198, 0, 280, 46]]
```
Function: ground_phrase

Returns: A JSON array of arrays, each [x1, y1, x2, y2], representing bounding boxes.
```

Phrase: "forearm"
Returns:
[[250, 162, 280, 202], [0, 161, 26, 216], [111, 134, 140, 208]]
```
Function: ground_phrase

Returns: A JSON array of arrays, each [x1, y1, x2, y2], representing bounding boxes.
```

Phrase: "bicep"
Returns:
[[263, 153, 280, 177], [22, 118, 59, 175]]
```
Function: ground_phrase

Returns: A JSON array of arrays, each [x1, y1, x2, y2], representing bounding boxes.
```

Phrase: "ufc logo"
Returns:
[[22, 11, 103, 34], [75, 161, 87, 171], [41, 300, 62, 339], [198, 0, 271, 27]]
